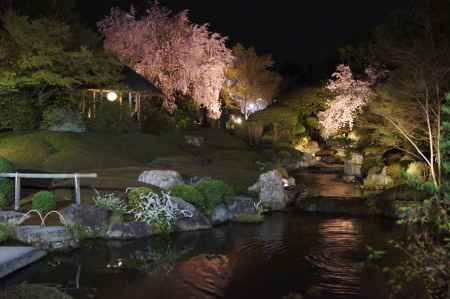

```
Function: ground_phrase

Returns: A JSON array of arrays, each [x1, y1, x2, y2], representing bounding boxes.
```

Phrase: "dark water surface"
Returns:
[[2, 213, 405, 299]]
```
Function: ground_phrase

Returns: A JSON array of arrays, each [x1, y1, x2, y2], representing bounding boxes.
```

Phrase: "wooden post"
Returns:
[[14, 172, 21, 211], [137, 93, 141, 129], [128, 92, 132, 112], [119, 94, 123, 121], [93, 91, 97, 118], [74, 174, 81, 205]]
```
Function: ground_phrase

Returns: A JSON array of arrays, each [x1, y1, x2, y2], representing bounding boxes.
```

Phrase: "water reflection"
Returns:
[[1, 214, 403, 299], [308, 218, 362, 298]]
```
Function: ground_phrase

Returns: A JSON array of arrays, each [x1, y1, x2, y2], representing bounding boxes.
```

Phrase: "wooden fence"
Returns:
[[0, 173, 98, 210]]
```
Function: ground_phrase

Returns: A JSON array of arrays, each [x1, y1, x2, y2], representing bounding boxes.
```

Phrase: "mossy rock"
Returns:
[[232, 213, 264, 223], [275, 167, 289, 179]]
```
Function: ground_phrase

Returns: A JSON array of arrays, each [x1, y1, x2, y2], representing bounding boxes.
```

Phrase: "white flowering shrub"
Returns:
[[94, 192, 128, 215], [134, 191, 192, 234]]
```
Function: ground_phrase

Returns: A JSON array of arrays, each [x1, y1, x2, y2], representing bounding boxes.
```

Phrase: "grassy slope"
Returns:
[[0, 129, 263, 194]]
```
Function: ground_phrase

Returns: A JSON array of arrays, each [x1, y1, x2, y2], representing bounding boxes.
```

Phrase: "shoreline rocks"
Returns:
[[15, 225, 79, 252], [172, 198, 212, 232]]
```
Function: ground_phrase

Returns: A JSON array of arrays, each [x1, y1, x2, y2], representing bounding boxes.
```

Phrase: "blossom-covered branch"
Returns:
[[98, 2, 233, 118], [318, 64, 378, 138]]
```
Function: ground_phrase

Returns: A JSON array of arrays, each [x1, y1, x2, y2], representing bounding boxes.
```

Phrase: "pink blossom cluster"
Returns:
[[319, 64, 377, 138], [98, 3, 233, 118]]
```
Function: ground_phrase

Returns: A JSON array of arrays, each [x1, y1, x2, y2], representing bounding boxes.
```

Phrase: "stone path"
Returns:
[[0, 246, 47, 278]]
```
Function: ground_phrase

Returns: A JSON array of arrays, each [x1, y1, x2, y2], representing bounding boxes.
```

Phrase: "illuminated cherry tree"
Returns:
[[98, 2, 233, 118], [319, 64, 378, 138]]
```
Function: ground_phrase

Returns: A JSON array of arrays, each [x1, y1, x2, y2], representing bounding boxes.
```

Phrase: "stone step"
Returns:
[[15, 226, 79, 252], [0, 246, 47, 278]]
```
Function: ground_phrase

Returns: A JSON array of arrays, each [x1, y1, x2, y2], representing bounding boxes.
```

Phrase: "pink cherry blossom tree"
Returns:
[[318, 64, 378, 138], [98, 2, 233, 118]]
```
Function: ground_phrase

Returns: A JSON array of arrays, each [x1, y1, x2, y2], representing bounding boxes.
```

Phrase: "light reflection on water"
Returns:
[[1, 213, 404, 299]]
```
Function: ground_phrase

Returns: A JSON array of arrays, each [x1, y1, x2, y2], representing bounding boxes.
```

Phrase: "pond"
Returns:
[[1, 213, 406, 299]]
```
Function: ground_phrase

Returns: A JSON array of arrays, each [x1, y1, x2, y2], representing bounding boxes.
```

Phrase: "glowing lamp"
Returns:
[[107, 91, 118, 102], [234, 116, 242, 125]]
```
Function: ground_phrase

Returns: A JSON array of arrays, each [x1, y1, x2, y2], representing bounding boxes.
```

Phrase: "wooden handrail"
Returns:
[[0, 172, 98, 210], [0, 173, 97, 179]]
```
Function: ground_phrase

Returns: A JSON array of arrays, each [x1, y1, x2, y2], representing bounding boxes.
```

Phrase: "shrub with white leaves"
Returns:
[[94, 192, 128, 215], [133, 191, 192, 234]]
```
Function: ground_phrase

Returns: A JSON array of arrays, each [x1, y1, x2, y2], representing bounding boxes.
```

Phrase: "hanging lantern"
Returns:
[[107, 91, 118, 102]]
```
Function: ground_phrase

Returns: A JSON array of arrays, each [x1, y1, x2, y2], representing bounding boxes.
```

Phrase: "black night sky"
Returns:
[[76, 0, 412, 66]]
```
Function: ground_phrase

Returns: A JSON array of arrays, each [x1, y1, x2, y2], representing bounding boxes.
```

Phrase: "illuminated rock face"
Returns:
[[344, 152, 364, 177], [138, 170, 184, 190], [249, 170, 290, 211]]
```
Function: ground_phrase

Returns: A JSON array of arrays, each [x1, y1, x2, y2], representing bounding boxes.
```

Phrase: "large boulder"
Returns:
[[62, 204, 112, 236], [172, 198, 211, 232], [107, 221, 153, 239], [138, 170, 183, 190], [15, 225, 79, 252], [42, 107, 86, 133], [250, 170, 290, 211], [210, 203, 231, 226], [344, 152, 364, 177]]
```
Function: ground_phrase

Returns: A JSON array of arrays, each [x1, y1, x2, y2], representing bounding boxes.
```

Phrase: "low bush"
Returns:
[[195, 179, 234, 214], [169, 184, 204, 205], [93, 192, 128, 215], [127, 187, 156, 211], [232, 213, 264, 223], [31, 191, 57, 214]]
